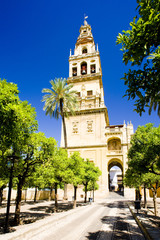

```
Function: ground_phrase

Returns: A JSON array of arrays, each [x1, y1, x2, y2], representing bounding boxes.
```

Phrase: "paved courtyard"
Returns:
[[0, 192, 152, 240]]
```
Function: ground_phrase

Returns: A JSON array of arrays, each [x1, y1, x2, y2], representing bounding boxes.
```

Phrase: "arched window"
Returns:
[[81, 62, 87, 75], [87, 90, 93, 96], [82, 48, 87, 54], [90, 64, 96, 73], [72, 67, 77, 76]]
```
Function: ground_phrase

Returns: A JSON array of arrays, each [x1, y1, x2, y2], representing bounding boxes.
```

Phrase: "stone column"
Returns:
[[100, 88, 104, 107], [87, 61, 90, 75], [77, 62, 80, 76]]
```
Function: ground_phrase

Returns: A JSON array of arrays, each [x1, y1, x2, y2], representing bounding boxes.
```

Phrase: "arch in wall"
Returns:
[[108, 158, 123, 172], [82, 47, 87, 54], [107, 137, 121, 151], [108, 158, 124, 194], [81, 61, 87, 75]]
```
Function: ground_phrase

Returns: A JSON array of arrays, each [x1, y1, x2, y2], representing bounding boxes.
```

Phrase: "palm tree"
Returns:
[[42, 78, 78, 199], [42, 78, 78, 148]]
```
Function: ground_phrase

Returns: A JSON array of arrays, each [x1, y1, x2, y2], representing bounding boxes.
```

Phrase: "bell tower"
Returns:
[[61, 19, 134, 199], [61, 19, 109, 148], [61, 19, 109, 149], [60, 19, 109, 196], [68, 19, 109, 118]]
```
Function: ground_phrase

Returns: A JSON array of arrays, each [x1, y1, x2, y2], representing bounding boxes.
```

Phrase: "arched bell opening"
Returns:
[[81, 62, 87, 75], [108, 159, 124, 195], [90, 64, 96, 74], [72, 67, 77, 76], [82, 48, 87, 54]]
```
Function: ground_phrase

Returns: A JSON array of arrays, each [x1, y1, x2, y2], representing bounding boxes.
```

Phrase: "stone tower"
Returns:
[[61, 20, 134, 198]]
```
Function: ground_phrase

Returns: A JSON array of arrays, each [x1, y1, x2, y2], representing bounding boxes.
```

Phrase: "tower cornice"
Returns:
[[69, 51, 100, 61], [67, 72, 102, 84], [65, 107, 109, 126]]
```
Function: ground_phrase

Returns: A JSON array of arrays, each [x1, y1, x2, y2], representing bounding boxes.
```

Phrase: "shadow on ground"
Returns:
[[29, 201, 88, 213], [85, 231, 107, 240], [98, 200, 130, 209], [0, 200, 89, 234], [84, 216, 132, 240], [0, 212, 50, 234], [85, 214, 143, 240]]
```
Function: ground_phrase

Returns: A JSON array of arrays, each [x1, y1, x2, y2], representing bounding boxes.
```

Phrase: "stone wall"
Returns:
[[3, 188, 55, 201]]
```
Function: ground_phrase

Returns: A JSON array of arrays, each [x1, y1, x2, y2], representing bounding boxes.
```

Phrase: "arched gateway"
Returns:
[[108, 158, 123, 193], [60, 19, 134, 199]]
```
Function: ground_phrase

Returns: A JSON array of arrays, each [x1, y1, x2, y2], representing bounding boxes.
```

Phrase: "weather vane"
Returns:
[[84, 14, 88, 25]]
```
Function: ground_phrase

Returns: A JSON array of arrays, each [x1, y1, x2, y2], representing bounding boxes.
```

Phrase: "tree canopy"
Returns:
[[82, 159, 101, 202], [117, 0, 160, 116], [124, 123, 160, 215], [127, 123, 160, 175], [42, 78, 78, 148], [0, 79, 39, 229], [0, 78, 38, 190]]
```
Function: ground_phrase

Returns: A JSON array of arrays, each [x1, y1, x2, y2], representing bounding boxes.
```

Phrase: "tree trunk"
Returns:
[[152, 189, 157, 216], [84, 184, 87, 203], [143, 185, 147, 208], [49, 188, 52, 201], [54, 183, 58, 212], [0, 188, 3, 206], [34, 186, 38, 203], [25, 189, 27, 202], [60, 100, 68, 200], [4, 160, 14, 233], [0, 185, 5, 205], [63, 184, 68, 200], [135, 189, 141, 200], [93, 186, 95, 202], [73, 186, 77, 209], [14, 181, 23, 225], [60, 103, 67, 149]]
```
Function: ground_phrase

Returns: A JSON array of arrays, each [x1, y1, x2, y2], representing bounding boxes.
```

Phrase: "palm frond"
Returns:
[[42, 78, 78, 121]]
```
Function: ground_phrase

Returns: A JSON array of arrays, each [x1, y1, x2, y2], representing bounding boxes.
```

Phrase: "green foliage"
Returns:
[[42, 78, 78, 119], [42, 77, 78, 149], [87, 181, 99, 191], [82, 159, 101, 201], [29, 143, 70, 192], [127, 123, 160, 175], [123, 167, 143, 189], [14, 132, 49, 181], [0, 152, 9, 187], [0, 79, 38, 153], [142, 173, 160, 191], [41, 147, 69, 189], [124, 166, 160, 197], [68, 152, 85, 187], [0, 79, 38, 193], [82, 159, 101, 189], [0, 179, 8, 189], [117, 0, 160, 116], [124, 123, 160, 215]]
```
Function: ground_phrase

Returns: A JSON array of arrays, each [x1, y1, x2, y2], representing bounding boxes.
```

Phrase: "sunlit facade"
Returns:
[[61, 20, 134, 198]]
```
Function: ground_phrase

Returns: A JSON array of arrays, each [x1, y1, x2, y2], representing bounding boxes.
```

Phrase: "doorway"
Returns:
[[108, 159, 124, 195]]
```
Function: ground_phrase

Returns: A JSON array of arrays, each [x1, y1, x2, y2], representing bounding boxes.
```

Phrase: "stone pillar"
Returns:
[[87, 61, 90, 75], [77, 62, 80, 76], [69, 63, 72, 77], [100, 87, 104, 107]]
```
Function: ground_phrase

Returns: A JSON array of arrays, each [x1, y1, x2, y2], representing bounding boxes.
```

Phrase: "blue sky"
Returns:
[[0, 0, 159, 145]]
